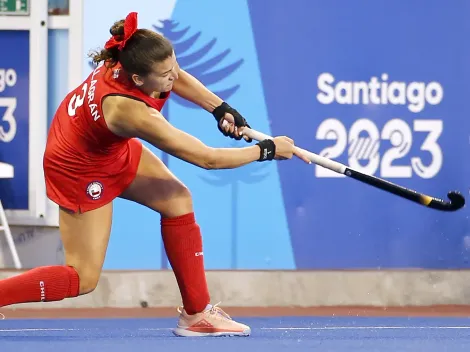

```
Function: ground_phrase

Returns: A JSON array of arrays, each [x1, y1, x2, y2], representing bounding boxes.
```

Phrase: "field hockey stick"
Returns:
[[238, 126, 465, 212]]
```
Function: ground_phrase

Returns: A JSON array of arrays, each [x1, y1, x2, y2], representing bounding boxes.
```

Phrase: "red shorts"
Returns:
[[43, 138, 143, 213]]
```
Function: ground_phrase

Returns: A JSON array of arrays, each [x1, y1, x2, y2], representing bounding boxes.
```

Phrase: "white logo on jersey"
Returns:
[[86, 181, 104, 200]]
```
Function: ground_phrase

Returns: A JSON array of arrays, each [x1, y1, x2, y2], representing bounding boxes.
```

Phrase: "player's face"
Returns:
[[143, 52, 179, 93]]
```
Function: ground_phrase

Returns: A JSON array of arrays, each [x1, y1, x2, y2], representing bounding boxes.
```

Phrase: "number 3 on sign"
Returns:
[[0, 97, 17, 143], [0, 98, 17, 178], [315, 118, 443, 179]]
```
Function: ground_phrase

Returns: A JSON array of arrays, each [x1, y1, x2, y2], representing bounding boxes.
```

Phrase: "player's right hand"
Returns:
[[272, 136, 294, 160], [272, 136, 311, 164]]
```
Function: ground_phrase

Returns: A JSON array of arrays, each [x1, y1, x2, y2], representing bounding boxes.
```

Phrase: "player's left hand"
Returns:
[[212, 102, 253, 143], [219, 112, 252, 142]]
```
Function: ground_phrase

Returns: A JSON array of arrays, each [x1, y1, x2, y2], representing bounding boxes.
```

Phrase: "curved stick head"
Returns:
[[447, 191, 465, 210]]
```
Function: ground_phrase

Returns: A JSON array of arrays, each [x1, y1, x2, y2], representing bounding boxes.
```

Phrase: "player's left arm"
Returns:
[[171, 67, 252, 142]]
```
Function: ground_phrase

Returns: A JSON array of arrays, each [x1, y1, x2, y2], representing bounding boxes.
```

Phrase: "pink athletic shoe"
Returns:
[[173, 303, 251, 337]]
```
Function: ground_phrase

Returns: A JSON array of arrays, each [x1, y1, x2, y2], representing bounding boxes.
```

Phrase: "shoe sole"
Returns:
[[172, 328, 251, 337]]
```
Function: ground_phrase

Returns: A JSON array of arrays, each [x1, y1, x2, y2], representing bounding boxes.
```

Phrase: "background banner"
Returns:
[[247, 0, 470, 269], [0, 30, 30, 211]]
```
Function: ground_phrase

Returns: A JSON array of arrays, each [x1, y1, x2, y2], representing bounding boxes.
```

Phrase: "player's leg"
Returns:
[[59, 203, 113, 294], [119, 146, 250, 337], [119, 145, 207, 312], [0, 203, 112, 307]]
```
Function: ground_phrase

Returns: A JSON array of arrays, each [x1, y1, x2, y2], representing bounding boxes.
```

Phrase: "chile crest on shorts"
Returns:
[[86, 181, 104, 200]]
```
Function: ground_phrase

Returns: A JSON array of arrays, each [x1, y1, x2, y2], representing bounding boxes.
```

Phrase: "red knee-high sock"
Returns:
[[161, 212, 210, 315], [0, 265, 80, 307]]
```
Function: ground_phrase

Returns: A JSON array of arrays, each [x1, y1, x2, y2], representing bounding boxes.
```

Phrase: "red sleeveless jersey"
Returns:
[[43, 61, 170, 213]]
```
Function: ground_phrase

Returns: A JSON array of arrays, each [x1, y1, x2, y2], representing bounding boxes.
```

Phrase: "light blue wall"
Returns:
[[47, 29, 68, 127]]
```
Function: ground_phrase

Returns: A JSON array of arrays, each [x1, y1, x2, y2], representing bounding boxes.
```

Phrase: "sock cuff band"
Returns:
[[161, 212, 196, 226]]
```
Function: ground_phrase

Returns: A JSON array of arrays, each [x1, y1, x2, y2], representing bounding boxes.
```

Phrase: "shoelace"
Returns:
[[208, 302, 232, 321], [176, 302, 232, 321]]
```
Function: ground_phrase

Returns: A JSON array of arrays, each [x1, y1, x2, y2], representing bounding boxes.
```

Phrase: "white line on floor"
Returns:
[[0, 326, 469, 333], [259, 326, 470, 330]]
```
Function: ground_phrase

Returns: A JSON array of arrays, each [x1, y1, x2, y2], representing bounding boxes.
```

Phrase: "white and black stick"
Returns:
[[240, 126, 465, 212]]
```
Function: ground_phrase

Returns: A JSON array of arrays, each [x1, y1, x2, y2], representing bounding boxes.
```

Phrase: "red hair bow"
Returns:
[[104, 12, 138, 51]]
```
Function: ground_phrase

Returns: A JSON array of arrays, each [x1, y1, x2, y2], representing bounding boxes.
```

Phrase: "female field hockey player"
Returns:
[[0, 12, 309, 337]]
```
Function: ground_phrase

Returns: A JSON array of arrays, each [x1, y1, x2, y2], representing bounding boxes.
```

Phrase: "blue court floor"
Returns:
[[1, 316, 470, 351]]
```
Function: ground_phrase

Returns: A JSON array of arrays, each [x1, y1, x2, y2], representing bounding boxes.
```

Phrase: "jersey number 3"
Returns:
[[67, 83, 88, 117]]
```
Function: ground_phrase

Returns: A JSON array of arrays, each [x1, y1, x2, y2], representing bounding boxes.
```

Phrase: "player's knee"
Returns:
[[78, 271, 100, 295], [68, 265, 101, 295], [176, 183, 192, 202], [161, 183, 193, 217], [80, 280, 100, 295], [173, 183, 193, 206]]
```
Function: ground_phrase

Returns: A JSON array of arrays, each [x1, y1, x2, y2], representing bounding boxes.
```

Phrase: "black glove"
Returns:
[[212, 102, 252, 142]]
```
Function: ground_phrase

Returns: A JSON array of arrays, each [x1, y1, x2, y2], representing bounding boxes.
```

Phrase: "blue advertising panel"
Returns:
[[247, 0, 470, 268], [0, 30, 30, 210]]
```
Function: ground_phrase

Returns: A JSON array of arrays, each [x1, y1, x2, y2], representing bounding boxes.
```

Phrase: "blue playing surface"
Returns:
[[1, 316, 470, 351]]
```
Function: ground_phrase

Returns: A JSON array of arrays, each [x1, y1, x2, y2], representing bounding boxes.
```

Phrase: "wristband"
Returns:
[[256, 139, 276, 161]]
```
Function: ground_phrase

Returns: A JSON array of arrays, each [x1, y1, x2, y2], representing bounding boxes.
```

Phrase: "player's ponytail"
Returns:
[[89, 20, 123, 67], [88, 12, 173, 76], [110, 19, 125, 37]]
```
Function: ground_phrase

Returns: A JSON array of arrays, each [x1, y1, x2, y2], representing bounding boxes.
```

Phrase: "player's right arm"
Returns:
[[102, 96, 295, 169]]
